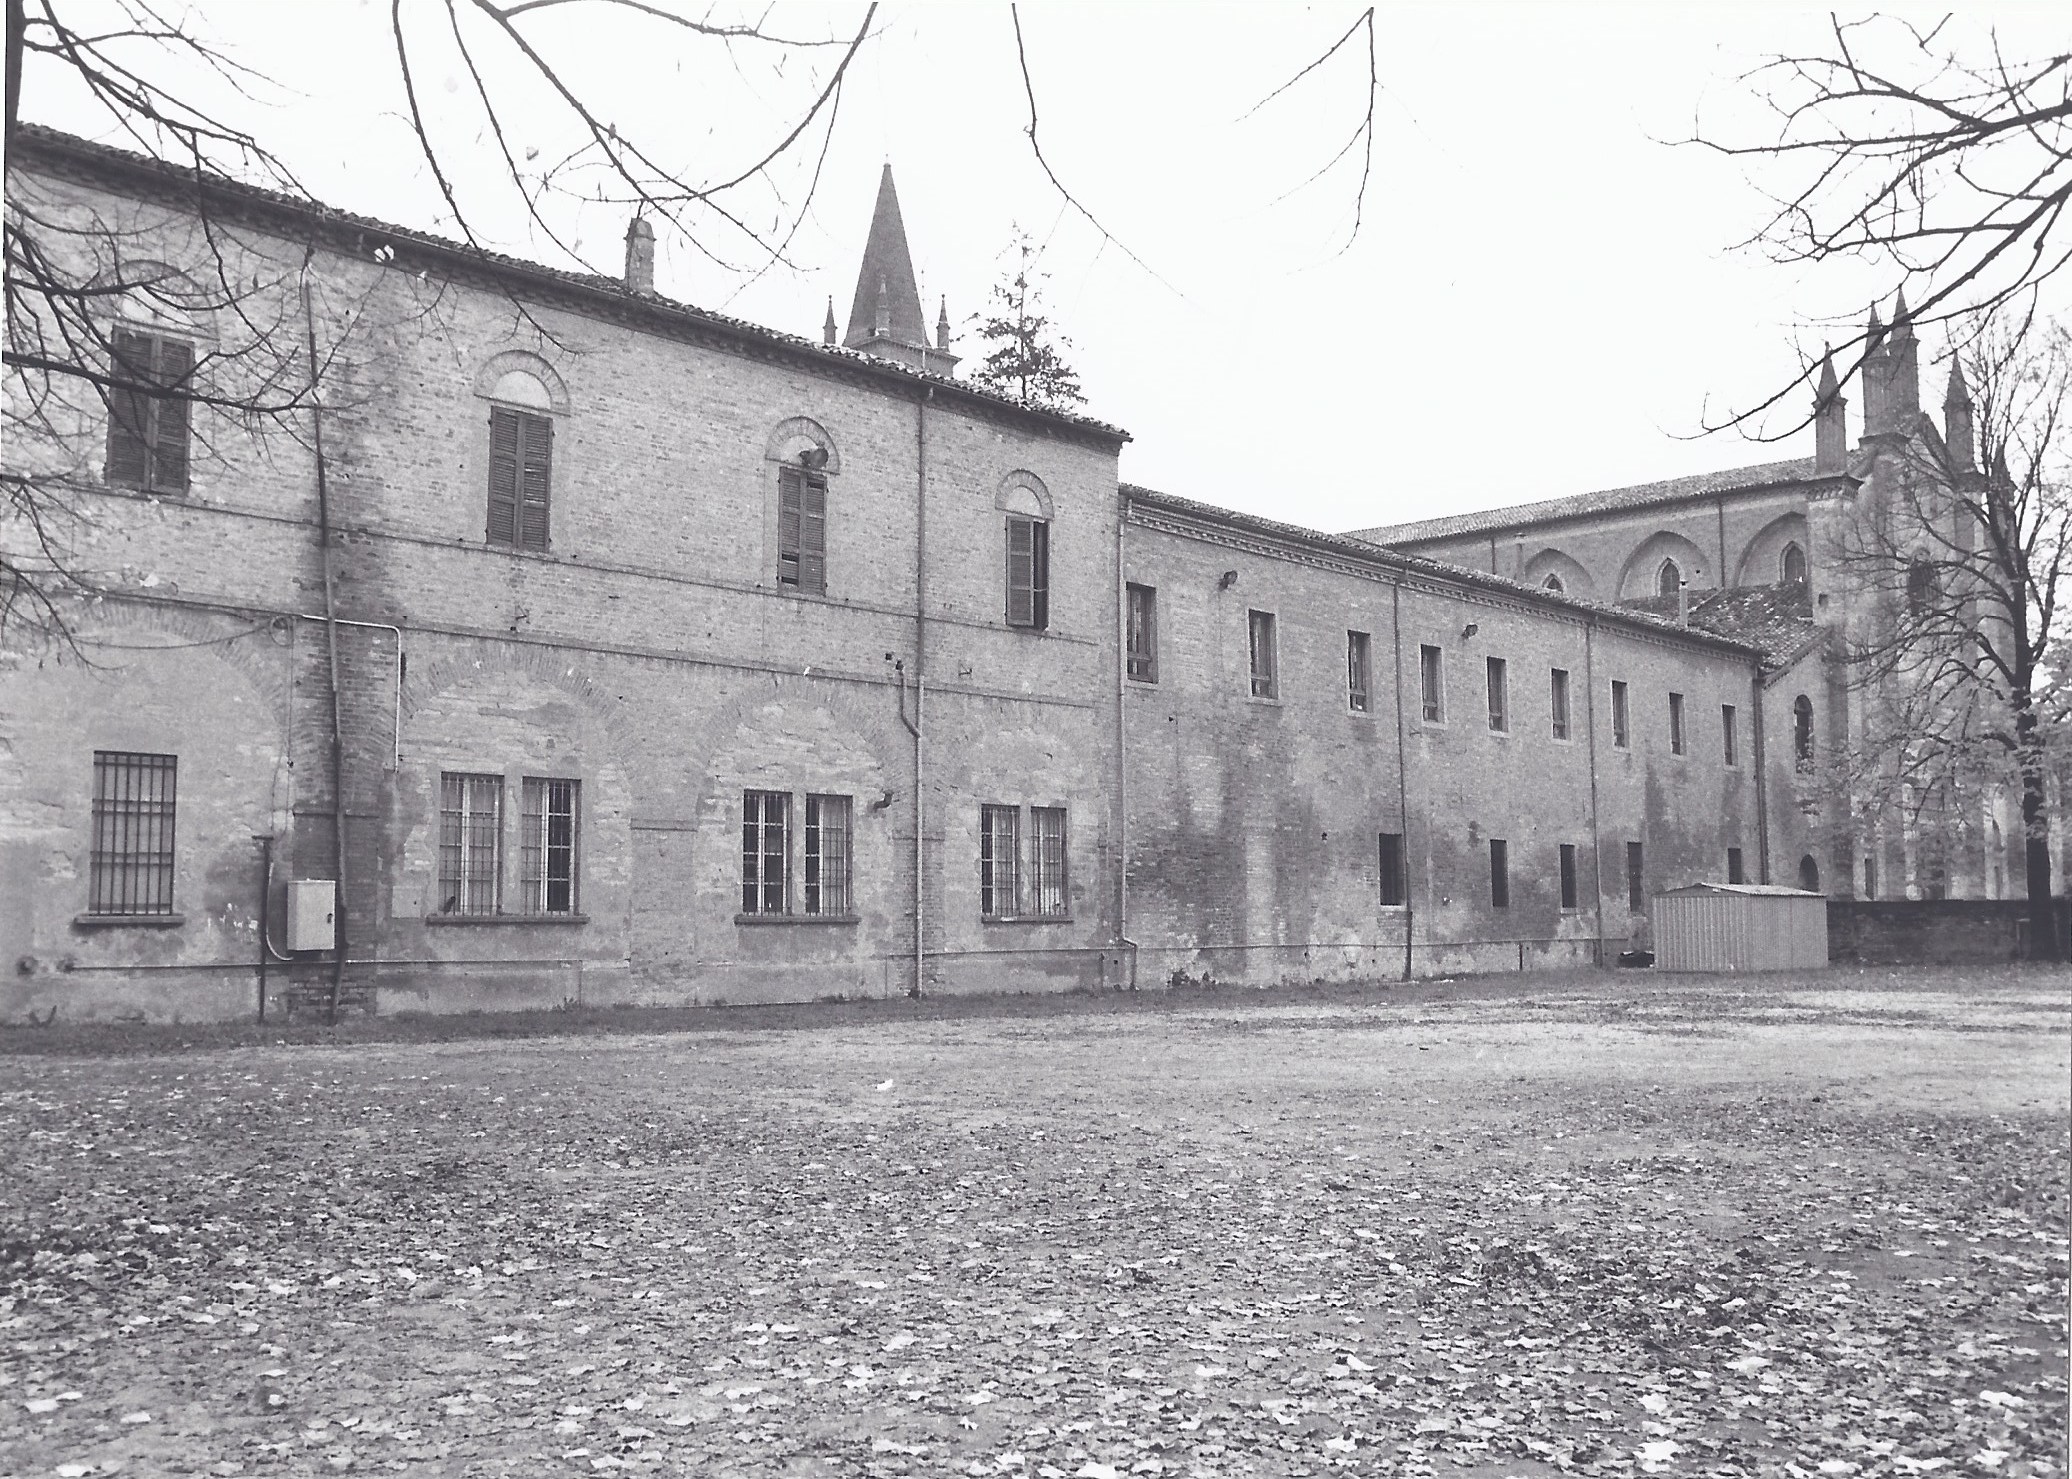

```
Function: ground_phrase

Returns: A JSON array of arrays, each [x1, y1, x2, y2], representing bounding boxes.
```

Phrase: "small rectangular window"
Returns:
[[1559, 842, 1578, 910], [107, 330, 195, 495], [741, 790, 790, 915], [1419, 644, 1444, 723], [1030, 806, 1069, 917], [1489, 838, 1510, 909], [1347, 630, 1371, 712], [1378, 831, 1405, 908], [1722, 703, 1738, 766], [90, 751, 177, 915], [1248, 610, 1278, 699], [1550, 667, 1571, 740], [519, 777, 580, 915], [1669, 692, 1686, 755], [1125, 583, 1158, 683], [487, 405, 553, 550], [804, 793, 853, 916], [1626, 840, 1645, 912], [1864, 855, 1878, 900], [439, 772, 503, 916], [1006, 516, 1050, 630], [1727, 846, 1746, 885], [981, 804, 1021, 917], [777, 463, 829, 594], [1611, 680, 1630, 748], [1486, 657, 1508, 732]]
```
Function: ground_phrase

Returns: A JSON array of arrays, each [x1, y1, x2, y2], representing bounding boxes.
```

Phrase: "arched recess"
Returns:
[[1797, 854, 1821, 892], [995, 469, 1054, 520], [763, 415, 841, 475], [1521, 548, 1594, 599], [1615, 530, 1712, 602], [473, 350, 571, 415], [1732, 511, 1812, 587]]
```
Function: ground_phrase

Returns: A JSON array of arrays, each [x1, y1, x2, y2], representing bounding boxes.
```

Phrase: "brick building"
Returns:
[[0, 129, 2019, 1022]]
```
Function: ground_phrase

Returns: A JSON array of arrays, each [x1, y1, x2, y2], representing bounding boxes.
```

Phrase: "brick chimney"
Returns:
[[624, 216, 655, 295]]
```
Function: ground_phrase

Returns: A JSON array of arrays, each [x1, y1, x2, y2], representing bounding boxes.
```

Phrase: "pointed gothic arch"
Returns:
[[1615, 531, 1711, 602]]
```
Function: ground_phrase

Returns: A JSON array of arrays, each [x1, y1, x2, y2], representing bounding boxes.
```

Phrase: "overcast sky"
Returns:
[[18, 2, 2067, 533]]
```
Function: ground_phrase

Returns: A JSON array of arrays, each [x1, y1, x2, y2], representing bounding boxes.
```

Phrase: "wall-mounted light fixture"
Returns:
[[1218, 570, 1239, 590], [1461, 622, 1479, 639], [798, 446, 830, 471]]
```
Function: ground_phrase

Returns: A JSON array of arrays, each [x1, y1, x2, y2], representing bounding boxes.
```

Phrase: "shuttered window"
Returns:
[[438, 773, 503, 916], [778, 464, 829, 593], [1006, 516, 1049, 630], [487, 406, 553, 550], [89, 751, 177, 915], [106, 330, 193, 494]]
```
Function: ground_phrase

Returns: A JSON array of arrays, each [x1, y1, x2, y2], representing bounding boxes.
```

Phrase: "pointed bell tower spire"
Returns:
[[1814, 346, 1848, 474], [841, 164, 957, 375], [1861, 304, 1891, 439], [936, 296, 951, 352], [822, 295, 837, 346], [1944, 355, 1975, 472], [1885, 290, 1920, 423]]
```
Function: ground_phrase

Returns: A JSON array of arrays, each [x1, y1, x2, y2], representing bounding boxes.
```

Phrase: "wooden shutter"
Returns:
[[106, 330, 153, 487], [1029, 518, 1049, 631], [1006, 517, 1035, 627], [798, 471, 827, 593], [777, 464, 802, 585], [518, 411, 552, 549], [151, 336, 193, 492], [486, 407, 520, 545]]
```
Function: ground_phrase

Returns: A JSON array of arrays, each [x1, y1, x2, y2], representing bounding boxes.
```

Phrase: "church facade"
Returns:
[[0, 129, 2034, 1023]]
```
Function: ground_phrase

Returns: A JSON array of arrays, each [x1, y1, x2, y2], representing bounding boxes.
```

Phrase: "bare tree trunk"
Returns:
[[2016, 700, 2059, 960]]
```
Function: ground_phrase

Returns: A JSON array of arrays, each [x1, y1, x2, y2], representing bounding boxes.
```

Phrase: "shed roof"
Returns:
[[1657, 883, 1822, 897]]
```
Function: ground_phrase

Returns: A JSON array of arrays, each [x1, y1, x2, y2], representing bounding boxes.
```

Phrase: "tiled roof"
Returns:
[[9, 125, 1128, 445], [1616, 582, 1818, 669], [1123, 483, 1763, 659], [1345, 457, 1827, 547]]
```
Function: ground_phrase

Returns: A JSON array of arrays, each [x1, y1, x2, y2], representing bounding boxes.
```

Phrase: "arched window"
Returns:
[[1792, 694, 1815, 769], [1780, 542, 1807, 584], [1542, 572, 1565, 593], [1798, 854, 1821, 892], [1906, 558, 1937, 613], [1656, 558, 1682, 598]]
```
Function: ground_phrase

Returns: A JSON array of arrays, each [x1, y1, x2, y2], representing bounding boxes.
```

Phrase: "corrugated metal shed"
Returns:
[[1653, 883, 1829, 972]]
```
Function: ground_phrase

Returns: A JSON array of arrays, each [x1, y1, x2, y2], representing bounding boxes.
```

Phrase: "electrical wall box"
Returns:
[[285, 879, 336, 953]]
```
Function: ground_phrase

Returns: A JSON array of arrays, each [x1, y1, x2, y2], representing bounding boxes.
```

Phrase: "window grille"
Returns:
[[1550, 668, 1570, 740], [804, 794, 853, 915], [1419, 644, 1444, 723], [1486, 657, 1508, 732], [106, 330, 193, 494], [980, 804, 1021, 917], [741, 790, 790, 914], [1030, 807, 1068, 917], [1126, 584, 1157, 682], [89, 751, 177, 915], [487, 406, 552, 549], [520, 778, 580, 914], [1346, 630, 1371, 712], [439, 773, 502, 915]]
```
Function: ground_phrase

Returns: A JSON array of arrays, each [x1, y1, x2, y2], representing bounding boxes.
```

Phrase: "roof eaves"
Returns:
[[11, 124, 1130, 449]]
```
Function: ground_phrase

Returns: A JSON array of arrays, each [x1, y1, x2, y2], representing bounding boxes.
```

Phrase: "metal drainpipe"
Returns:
[[1114, 491, 1129, 985], [1390, 580, 1413, 981], [294, 614, 403, 767], [911, 388, 930, 1000], [1752, 676, 1771, 883], [301, 263, 348, 1020], [1584, 616, 1606, 965]]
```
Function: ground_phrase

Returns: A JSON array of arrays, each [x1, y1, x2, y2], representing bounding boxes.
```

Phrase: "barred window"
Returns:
[[106, 330, 193, 494], [980, 804, 1020, 917], [1419, 644, 1444, 723], [1247, 610, 1278, 699], [1030, 806, 1068, 917], [741, 790, 790, 915], [804, 793, 853, 916], [1347, 630, 1371, 712], [89, 751, 177, 915], [439, 773, 502, 915], [1126, 583, 1158, 682], [520, 778, 580, 915]]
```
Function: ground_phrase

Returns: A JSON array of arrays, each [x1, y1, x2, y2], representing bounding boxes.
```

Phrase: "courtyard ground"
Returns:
[[0, 966, 2066, 1479]]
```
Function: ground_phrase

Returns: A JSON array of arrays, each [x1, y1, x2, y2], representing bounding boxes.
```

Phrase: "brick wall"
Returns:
[[1827, 899, 2066, 964]]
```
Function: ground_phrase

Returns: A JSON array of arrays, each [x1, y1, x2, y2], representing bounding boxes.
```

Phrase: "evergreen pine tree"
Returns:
[[969, 230, 1086, 412]]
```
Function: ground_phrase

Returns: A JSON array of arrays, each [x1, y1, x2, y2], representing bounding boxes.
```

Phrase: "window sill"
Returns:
[[1246, 694, 1281, 706], [983, 914, 1073, 925], [426, 912, 589, 926], [74, 913, 185, 929], [734, 912, 860, 926], [1347, 704, 1374, 717]]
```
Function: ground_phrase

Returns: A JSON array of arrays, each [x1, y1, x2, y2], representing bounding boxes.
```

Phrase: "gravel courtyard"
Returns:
[[2, 967, 2066, 1478]]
